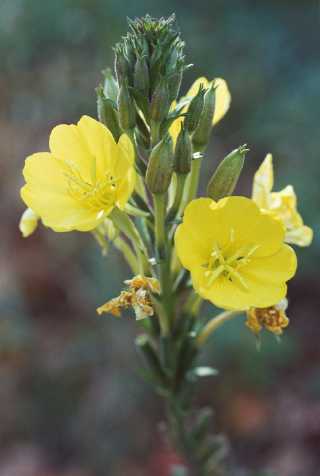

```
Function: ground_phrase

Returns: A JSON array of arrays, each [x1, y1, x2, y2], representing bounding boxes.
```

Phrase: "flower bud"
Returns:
[[118, 80, 136, 131], [134, 55, 149, 97], [168, 69, 183, 102], [184, 85, 205, 133], [150, 78, 170, 123], [19, 208, 39, 237], [114, 46, 129, 84], [174, 124, 192, 175], [192, 83, 215, 150], [96, 86, 121, 141], [146, 135, 173, 194], [102, 68, 119, 103], [207, 145, 248, 201]]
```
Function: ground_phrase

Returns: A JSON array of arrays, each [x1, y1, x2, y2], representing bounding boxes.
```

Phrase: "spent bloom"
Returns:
[[20, 115, 135, 232], [97, 275, 160, 320], [246, 299, 289, 336], [252, 154, 313, 247], [169, 76, 231, 145], [175, 196, 297, 310]]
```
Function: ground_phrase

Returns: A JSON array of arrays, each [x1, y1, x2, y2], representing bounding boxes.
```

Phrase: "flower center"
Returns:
[[204, 230, 259, 291], [62, 160, 118, 211]]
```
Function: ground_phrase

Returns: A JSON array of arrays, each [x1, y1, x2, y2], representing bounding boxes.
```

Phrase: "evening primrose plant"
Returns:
[[19, 15, 312, 476]]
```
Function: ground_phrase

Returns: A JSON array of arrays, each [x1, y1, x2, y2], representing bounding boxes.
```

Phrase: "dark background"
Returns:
[[1, 1, 319, 475]]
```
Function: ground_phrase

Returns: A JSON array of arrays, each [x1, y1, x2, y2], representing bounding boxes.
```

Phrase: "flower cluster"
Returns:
[[18, 15, 313, 474]]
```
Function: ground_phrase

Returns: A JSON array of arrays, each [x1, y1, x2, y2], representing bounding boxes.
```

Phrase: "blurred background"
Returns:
[[1, 0, 319, 475]]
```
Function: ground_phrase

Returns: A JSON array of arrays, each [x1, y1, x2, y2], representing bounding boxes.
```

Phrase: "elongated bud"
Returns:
[[168, 69, 183, 102], [19, 208, 39, 237], [97, 86, 121, 141], [192, 83, 215, 150], [102, 68, 119, 103], [114, 47, 129, 85], [174, 124, 192, 174], [184, 85, 206, 133], [150, 78, 170, 123], [146, 135, 173, 194], [134, 55, 149, 96], [118, 81, 136, 130], [207, 145, 249, 200]]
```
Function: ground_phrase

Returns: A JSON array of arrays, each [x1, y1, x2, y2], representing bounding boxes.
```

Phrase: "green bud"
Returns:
[[96, 86, 121, 141], [134, 55, 149, 96], [184, 85, 205, 133], [102, 68, 119, 103], [207, 145, 249, 201], [192, 84, 215, 150], [168, 69, 183, 102], [146, 135, 173, 194], [174, 124, 192, 174], [114, 46, 129, 84], [117, 80, 136, 131], [150, 78, 170, 123]]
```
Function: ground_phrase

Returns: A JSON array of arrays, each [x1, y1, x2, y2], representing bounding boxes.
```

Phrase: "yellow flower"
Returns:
[[169, 77, 231, 145], [252, 154, 313, 247], [246, 299, 289, 336], [97, 275, 160, 320], [175, 196, 297, 311], [20, 115, 135, 232], [19, 208, 39, 237]]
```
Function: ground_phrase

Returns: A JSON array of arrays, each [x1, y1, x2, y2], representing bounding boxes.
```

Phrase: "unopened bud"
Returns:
[[118, 81, 136, 131], [168, 69, 183, 102], [192, 83, 215, 150], [134, 55, 149, 96], [184, 85, 205, 133], [97, 86, 121, 141], [146, 135, 173, 194], [19, 208, 39, 237], [207, 145, 248, 201], [114, 47, 129, 84], [150, 78, 170, 123], [102, 68, 119, 103], [174, 124, 192, 174]]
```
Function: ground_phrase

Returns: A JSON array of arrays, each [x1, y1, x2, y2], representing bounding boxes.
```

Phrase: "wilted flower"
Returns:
[[97, 275, 160, 320], [252, 154, 313, 247], [246, 298, 289, 336]]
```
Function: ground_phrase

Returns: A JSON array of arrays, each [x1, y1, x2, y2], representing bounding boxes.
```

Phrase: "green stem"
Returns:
[[153, 193, 172, 335], [112, 236, 139, 274], [110, 207, 148, 276], [197, 310, 242, 346], [168, 173, 188, 221], [181, 158, 202, 213]]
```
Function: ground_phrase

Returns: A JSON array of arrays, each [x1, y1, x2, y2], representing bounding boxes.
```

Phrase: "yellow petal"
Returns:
[[19, 208, 39, 237], [252, 153, 274, 208], [49, 123, 92, 183], [242, 244, 297, 285], [212, 78, 231, 126], [217, 196, 285, 256], [21, 153, 101, 232], [77, 115, 118, 179], [192, 266, 288, 311], [285, 225, 313, 247], [175, 198, 217, 269], [186, 77, 210, 97]]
